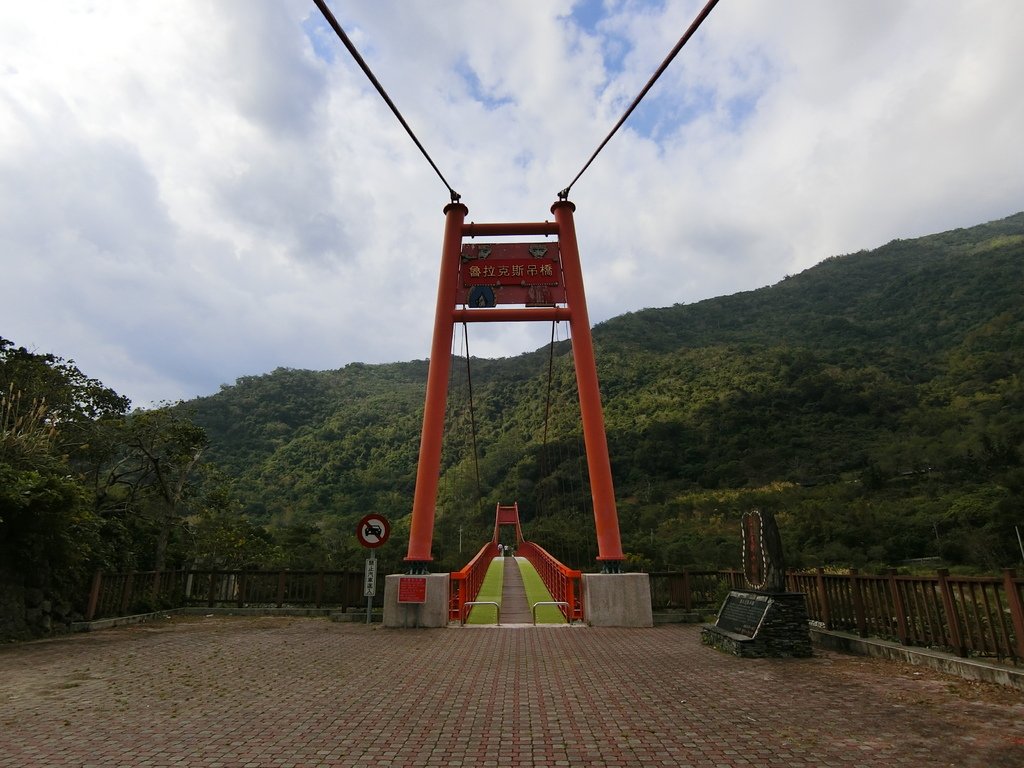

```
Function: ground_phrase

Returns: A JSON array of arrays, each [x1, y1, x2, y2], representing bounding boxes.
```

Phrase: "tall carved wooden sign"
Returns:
[[741, 509, 785, 593], [702, 507, 811, 657]]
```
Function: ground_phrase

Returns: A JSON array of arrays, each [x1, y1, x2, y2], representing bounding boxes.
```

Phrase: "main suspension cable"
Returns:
[[557, 0, 722, 200], [312, 0, 461, 203]]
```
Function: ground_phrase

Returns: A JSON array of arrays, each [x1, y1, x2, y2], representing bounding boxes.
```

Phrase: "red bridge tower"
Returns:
[[404, 200, 624, 573]]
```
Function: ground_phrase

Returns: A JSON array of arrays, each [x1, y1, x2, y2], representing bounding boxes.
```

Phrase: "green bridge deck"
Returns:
[[466, 557, 566, 625]]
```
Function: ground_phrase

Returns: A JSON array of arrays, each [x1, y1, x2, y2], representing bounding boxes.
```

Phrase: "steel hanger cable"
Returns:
[[461, 324, 484, 522], [313, 0, 461, 203], [557, 0, 722, 200]]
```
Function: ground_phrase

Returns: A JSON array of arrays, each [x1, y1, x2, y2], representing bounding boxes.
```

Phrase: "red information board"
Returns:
[[397, 576, 427, 604]]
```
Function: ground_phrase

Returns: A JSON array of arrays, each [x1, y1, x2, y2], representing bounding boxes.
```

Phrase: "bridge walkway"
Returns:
[[465, 556, 564, 625], [500, 556, 532, 623]]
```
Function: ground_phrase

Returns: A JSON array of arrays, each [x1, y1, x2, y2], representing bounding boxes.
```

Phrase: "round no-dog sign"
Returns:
[[356, 514, 390, 548]]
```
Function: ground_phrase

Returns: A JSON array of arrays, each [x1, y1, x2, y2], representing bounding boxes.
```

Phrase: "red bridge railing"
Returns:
[[448, 542, 496, 622], [517, 540, 583, 622]]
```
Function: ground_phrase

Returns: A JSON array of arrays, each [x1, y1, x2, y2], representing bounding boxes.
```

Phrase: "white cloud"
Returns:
[[1, 0, 1021, 407]]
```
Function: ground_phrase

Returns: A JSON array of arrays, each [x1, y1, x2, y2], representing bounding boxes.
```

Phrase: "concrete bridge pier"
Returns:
[[382, 573, 449, 628], [583, 573, 653, 627]]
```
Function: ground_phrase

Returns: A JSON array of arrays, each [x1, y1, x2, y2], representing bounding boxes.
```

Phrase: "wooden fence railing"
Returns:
[[650, 568, 1024, 664], [86, 566, 1024, 664], [85, 569, 365, 621], [648, 570, 734, 611]]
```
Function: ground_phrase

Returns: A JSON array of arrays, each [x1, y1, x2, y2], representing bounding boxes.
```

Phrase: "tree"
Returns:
[[0, 463, 95, 589], [0, 338, 129, 445], [97, 408, 209, 571], [0, 345, 107, 591]]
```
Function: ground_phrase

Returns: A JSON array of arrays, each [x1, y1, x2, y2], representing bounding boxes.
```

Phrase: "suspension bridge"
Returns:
[[310, 0, 723, 628], [450, 503, 582, 626], [380, 199, 653, 628]]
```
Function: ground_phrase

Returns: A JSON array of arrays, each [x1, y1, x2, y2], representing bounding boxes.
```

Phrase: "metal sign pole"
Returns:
[[364, 554, 377, 624], [356, 514, 388, 625]]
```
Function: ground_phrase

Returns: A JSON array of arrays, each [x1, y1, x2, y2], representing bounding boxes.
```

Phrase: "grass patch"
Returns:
[[465, 557, 503, 625], [516, 558, 566, 624]]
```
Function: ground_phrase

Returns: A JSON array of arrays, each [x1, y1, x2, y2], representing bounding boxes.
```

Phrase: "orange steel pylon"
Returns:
[[493, 503, 524, 546], [404, 200, 624, 571]]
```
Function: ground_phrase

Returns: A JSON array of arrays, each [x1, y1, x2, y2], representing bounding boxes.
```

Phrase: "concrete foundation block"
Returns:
[[383, 573, 450, 628], [582, 573, 653, 627]]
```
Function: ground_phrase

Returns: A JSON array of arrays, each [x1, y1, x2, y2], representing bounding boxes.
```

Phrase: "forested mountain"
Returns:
[[5, 212, 1020, 638], [188, 212, 1024, 573]]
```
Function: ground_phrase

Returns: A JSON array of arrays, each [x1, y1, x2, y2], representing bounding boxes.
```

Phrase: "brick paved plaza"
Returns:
[[1, 617, 1022, 767]]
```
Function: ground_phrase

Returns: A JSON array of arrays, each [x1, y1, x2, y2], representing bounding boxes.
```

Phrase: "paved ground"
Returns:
[[1, 617, 1022, 768]]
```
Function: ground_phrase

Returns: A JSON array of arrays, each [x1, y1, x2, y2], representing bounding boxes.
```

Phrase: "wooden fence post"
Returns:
[[316, 570, 325, 609], [887, 569, 910, 645], [850, 568, 868, 638], [119, 571, 135, 616], [276, 570, 287, 608], [171, 567, 183, 605], [237, 572, 246, 609], [1002, 568, 1024, 662], [936, 569, 966, 656], [184, 569, 195, 605], [682, 569, 692, 611], [86, 570, 103, 621], [815, 568, 832, 630], [150, 570, 162, 606]]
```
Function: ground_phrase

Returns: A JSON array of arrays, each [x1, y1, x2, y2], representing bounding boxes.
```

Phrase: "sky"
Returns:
[[2, 1, 1022, 408]]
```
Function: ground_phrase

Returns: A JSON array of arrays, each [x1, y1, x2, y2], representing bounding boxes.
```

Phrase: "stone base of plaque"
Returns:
[[701, 590, 812, 658], [383, 573, 449, 628], [582, 573, 653, 627]]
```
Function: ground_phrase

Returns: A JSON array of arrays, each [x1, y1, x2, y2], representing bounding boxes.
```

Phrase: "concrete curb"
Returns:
[[71, 606, 340, 632], [71, 608, 185, 632], [811, 627, 1024, 691], [652, 610, 704, 624]]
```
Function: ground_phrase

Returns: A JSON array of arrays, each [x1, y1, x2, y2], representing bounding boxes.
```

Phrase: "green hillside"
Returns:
[[5, 212, 1021, 639], [188, 212, 1024, 573]]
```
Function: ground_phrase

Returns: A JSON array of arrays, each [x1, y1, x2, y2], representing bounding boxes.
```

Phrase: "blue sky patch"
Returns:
[[455, 58, 513, 110], [302, 12, 336, 64], [569, 0, 636, 75], [569, 0, 607, 35], [621, 83, 717, 141]]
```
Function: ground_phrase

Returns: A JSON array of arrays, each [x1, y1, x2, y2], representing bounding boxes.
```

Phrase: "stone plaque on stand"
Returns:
[[701, 509, 812, 657]]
